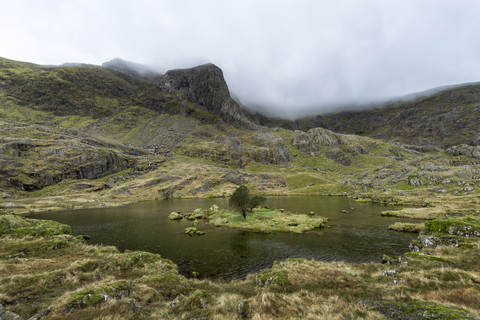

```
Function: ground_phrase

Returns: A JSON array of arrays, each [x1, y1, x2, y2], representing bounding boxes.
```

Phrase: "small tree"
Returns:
[[247, 195, 267, 213], [229, 186, 266, 219]]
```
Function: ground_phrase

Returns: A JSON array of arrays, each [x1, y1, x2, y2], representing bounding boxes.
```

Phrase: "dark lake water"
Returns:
[[32, 196, 417, 280]]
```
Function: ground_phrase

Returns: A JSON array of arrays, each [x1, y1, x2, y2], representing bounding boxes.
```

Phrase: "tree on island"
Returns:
[[229, 185, 266, 219]]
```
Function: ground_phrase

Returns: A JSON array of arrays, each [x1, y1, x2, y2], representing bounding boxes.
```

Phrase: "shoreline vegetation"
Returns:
[[169, 205, 327, 234], [1, 208, 480, 319]]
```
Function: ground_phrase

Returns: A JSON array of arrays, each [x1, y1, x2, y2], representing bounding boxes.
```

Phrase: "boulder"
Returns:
[[185, 227, 197, 236], [184, 227, 205, 236], [168, 212, 183, 220], [186, 209, 204, 220], [209, 204, 219, 213], [420, 235, 442, 249]]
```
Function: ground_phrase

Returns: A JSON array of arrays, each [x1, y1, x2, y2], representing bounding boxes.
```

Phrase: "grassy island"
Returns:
[[170, 205, 327, 233], [207, 207, 326, 233]]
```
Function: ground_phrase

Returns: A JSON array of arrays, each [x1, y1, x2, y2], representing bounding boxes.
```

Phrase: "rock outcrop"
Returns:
[[161, 64, 260, 130], [446, 144, 480, 160], [291, 127, 370, 165]]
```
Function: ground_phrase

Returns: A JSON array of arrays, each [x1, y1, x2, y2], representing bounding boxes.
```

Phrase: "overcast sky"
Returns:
[[1, 0, 480, 118]]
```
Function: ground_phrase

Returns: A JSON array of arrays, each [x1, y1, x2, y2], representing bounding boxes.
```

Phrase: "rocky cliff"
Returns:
[[160, 64, 260, 130]]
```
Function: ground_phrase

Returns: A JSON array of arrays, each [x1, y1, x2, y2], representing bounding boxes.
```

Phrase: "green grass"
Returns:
[[206, 207, 327, 233], [0, 214, 71, 237], [388, 222, 425, 233], [425, 217, 480, 236]]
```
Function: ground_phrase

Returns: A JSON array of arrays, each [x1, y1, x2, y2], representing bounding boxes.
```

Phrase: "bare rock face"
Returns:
[[161, 64, 259, 130], [163, 64, 229, 113]]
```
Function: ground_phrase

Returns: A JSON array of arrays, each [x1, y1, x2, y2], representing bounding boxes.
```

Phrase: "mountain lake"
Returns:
[[31, 196, 418, 280]]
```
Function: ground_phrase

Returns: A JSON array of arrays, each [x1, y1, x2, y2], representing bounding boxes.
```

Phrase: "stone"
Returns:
[[184, 227, 205, 236], [1, 308, 20, 320], [168, 212, 183, 220], [209, 204, 219, 213], [186, 209, 204, 220], [27, 307, 52, 320], [169, 294, 185, 308], [0, 203, 15, 208], [382, 270, 398, 276], [419, 235, 442, 249], [237, 301, 248, 317], [185, 227, 197, 236]]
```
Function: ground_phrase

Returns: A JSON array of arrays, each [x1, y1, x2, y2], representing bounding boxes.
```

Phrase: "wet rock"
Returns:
[[184, 227, 204, 236], [209, 204, 219, 213], [185, 209, 204, 220], [168, 212, 183, 220]]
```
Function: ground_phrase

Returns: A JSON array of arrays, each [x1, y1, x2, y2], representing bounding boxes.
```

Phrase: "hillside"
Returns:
[[0, 56, 479, 211], [261, 83, 480, 148]]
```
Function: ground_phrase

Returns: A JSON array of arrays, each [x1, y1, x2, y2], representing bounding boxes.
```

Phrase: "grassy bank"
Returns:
[[1, 212, 480, 319]]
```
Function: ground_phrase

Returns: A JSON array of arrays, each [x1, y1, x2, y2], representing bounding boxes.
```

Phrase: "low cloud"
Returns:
[[2, 0, 480, 118]]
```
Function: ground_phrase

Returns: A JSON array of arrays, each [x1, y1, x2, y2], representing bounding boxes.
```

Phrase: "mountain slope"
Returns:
[[1, 57, 479, 215], [0, 57, 258, 130], [261, 83, 480, 148]]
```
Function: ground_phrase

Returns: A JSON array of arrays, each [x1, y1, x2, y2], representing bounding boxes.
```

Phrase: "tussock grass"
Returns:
[[1, 224, 480, 319]]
